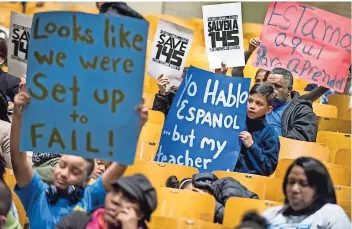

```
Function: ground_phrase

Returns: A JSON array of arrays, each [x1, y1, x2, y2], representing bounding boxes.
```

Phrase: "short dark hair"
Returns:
[[0, 180, 12, 217], [84, 159, 95, 177], [166, 176, 192, 189], [283, 157, 336, 207], [99, 2, 145, 20], [249, 82, 275, 106], [255, 69, 270, 81], [235, 211, 268, 229], [270, 68, 294, 90]]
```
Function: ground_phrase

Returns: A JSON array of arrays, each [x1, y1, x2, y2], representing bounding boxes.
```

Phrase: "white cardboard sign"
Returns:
[[202, 3, 245, 70], [8, 12, 32, 78], [148, 19, 193, 86]]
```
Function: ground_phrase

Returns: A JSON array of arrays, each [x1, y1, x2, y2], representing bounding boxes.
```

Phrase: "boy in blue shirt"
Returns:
[[235, 82, 280, 176], [10, 91, 148, 229]]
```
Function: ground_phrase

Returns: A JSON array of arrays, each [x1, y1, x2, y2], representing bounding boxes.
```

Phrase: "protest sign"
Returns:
[[20, 12, 149, 164], [0, 25, 9, 40], [155, 66, 250, 172], [202, 3, 245, 70], [253, 2, 351, 93], [8, 12, 32, 78], [148, 19, 193, 87]]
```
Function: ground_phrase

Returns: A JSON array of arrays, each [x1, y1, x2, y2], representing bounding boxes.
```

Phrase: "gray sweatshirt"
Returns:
[[262, 204, 351, 229]]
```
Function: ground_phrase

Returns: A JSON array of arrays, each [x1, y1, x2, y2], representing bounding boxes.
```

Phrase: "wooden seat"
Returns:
[[124, 161, 198, 188], [335, 185, 351, 218], [317, 117, 351, 134], [279, 137, 330, 162], [148, 110, 165, 126], [223, 197, 282, 228], [148, 216, 231, 229], [153, 188, 216, 222], [274, 159, 351, 186], [327, 94, 351, 119], [316, 131, 351, 162], [213, 171, 266, 199], [335, 148, 351, 170], [312, 103, 338, 119], [4, 169, 29, 227]]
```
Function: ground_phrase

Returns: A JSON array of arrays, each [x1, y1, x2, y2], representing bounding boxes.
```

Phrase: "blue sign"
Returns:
[[20, 12, 149, 165], [155, 67, 250, 172]]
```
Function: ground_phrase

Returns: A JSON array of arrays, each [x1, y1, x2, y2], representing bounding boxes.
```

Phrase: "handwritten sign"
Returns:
[[202, 3, 245, 70], [20, 12, 148, 164], [155, 66, 250, 172], [253, 2, 351, 93], [148, 19, 193, 86], [8, 12, 33, 78]]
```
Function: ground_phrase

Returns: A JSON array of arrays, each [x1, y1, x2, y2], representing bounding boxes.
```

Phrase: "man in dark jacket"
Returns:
[[0, 39, 21, 102], [266, 68, 318, 142], [192, 173, 258, 224]]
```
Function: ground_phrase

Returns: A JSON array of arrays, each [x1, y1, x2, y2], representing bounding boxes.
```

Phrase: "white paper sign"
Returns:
[[8, 12, 32, 78], [202, 3, 245, 70], [148, 19, 193, 86], [0, 25, 9, 40]]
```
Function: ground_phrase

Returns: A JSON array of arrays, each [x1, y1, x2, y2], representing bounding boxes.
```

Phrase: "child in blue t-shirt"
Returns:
[[10, 91, 148, 229], [234, 82, 280, 176]]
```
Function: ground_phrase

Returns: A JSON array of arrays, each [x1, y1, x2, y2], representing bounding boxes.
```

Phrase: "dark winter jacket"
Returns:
[[234, 116, 280, 176], [0, 68, 20, 101], [151, 87, 177, 117], [282, 91, 318, 142], [55, 208, 148, 229], [193, 173, 258, 224]]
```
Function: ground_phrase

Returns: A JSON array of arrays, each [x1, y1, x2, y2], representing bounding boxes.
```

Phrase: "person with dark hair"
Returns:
[[262, 157, 350, 228], [235, 211, 268, 229], [0, 39, 21, 102], [10, 91, 148, 229], [0, 180, 12, 228], [266, 68, 318, 142], [166, 175, 193, 190], [98, 2, 145, 19], [234, 82, 279, 176], [254, 69, 269, 83], [55, 174, 157, 229], [0, 90, 11, 169]]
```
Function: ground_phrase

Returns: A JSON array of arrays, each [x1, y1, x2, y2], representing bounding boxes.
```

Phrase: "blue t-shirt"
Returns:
[[14, 172, 106, 229], [266, 100, 291, 136]]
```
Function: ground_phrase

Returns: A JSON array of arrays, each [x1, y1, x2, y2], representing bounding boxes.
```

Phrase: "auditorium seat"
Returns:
[[135, 123, 162, 161], [223, 197, 282, 228], [279, 137, 330, 162], [4, 169, 29, 228], [263, 177, 285, 203], [66, 5, 99, 14], [153, 188, 216, 222], [335, 185, 351, 218], [274, 159, 351, 186], [143, 93, 155, 110], [293, 78, 309, 91], [124, 161, 198, 188], [213, 171, 266, 199], [242, 23, 263, 40], [148, 216, 231, 229], [334, 149, 351, 170], [312, 103, 338, 119], [327, 94, 351, 120], [317, 117, 351, 134], [148, 110, 165, 126], [25, 2, 65, 15], [316, 131, 351, 162]]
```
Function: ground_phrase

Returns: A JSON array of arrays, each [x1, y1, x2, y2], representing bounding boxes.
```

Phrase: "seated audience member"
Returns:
[[235, 211, 268, 229], [231, 38, 261, 77], [234, 83, 279, 176], [262, 157, 351, 228], [165, 176, 204, 193], [266, 68, 318, 142], [254, 69, 269, 83], [89, 160, 107, 184], [0, 91, 11, 169], [193, 173, 258, 224], [10, 91, 148, 229], [55, 174, 157, 229], [0, 180, 21, 229], [0, 39, 21, 102], [152, 67, 188, 117]]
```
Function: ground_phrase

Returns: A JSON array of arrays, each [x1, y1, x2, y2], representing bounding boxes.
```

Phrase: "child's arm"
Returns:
[[10, 91, 34, 188]]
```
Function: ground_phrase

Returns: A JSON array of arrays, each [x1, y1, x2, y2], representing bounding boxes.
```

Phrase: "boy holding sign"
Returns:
[[10, 91, 148, 229], [234, 82, 280, 176]]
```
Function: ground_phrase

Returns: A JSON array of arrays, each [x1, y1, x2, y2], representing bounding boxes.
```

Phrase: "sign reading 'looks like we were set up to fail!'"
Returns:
[[20, 12, 148, 165], [253, 2, 351, 93], [156, 67, 250, 172]]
